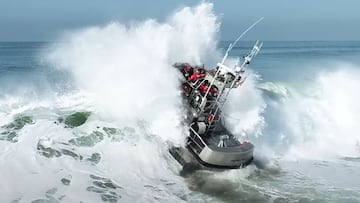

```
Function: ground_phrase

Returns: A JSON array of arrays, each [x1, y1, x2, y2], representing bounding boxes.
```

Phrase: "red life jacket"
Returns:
[[188, 71, 199, 82], [199, 84, 208, 95]]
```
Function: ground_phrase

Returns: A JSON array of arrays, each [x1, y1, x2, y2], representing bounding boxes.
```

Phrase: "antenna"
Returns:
[[220, 17, 264, 64]]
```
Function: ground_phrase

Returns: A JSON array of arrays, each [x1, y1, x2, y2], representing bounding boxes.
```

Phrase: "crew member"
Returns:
[[209, 85, 219, 97], [188, 69, 206, 83], [182, 83, 192, 96], [183, 65, 194, 79], [198, 80, 210, 96]]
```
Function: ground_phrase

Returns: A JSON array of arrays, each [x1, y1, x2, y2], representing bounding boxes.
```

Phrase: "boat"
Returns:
[[170, 38, 263, 172]]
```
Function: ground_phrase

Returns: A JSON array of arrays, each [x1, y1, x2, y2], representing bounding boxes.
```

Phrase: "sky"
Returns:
[[0, 0, 359, 41]]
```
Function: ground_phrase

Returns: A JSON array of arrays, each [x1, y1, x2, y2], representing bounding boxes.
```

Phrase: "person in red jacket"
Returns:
[[183, 65, 194, 79], [199, 80, 210, 96], [209, 85, 219, 97], [182, 83, 192, 97], [199, 84, 208, 95], [188, 69, 206, 83], [188, 70, 200, 83], [198, 68, 206, 78]]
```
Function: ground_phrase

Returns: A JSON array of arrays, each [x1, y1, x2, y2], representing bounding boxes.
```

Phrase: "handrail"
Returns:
[[189, 125, 207, 147]]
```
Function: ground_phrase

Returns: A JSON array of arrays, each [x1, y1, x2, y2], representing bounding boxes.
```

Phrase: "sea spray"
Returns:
[[223, 71, 266, 138], [258, 64, 360, 160], [47, 3, 222, 144]]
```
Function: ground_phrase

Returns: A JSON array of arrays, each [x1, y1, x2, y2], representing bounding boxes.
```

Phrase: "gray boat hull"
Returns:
[[186, 135, 254, 169], [191, 142, 254, 169]]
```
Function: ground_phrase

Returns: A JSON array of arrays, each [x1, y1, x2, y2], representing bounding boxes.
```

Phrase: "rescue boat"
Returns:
[[169, 39, 263, 172]]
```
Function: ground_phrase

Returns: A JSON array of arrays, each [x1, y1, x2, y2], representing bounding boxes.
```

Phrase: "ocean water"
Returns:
[[1, 3, 360, 203]]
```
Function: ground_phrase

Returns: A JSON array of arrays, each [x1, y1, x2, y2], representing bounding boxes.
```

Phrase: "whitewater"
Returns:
[[1, 3, 360, 203]]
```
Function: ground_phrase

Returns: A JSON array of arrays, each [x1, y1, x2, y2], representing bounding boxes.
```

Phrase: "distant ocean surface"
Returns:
[[2, 41, 360, 94], [1, 3, 360, 203]]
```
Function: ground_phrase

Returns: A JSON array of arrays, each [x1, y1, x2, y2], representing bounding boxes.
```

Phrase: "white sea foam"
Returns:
[[259, 63, 360, 160], [47, 2, 222, 144], [223, 71, 266, 139]]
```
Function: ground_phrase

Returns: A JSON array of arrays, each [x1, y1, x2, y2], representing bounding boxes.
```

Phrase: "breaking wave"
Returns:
[[46, 2, 224, 144], [257, 64, 360, 160]]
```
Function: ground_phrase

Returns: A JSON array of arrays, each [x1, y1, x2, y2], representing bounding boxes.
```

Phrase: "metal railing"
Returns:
[[188, 125, 207, 154]]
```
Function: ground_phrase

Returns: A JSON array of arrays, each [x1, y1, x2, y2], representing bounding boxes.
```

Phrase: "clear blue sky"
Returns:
[[0, 0, 359, 41]]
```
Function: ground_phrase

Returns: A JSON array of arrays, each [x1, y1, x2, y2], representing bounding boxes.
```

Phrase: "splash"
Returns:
[[223, 71, 266, 139], [47, 3, 222, 144], [259, 63, 360, 160]]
